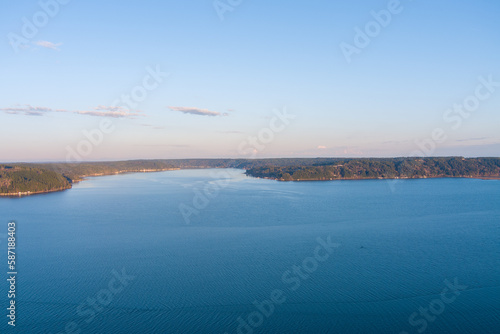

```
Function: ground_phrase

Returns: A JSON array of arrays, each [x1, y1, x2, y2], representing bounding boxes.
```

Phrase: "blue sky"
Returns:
[[1, 0, 499, 162]]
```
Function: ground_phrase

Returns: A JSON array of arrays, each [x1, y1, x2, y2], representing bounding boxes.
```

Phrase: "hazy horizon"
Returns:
[[1, 154, 500, 164]]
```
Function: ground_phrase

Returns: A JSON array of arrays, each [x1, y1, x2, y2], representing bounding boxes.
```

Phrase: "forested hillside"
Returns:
[[0, 165, 71, 195], [245, 157, 500, 181]]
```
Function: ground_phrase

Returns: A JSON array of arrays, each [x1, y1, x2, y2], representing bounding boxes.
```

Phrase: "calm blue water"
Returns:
[[1, 169, 499, 333]]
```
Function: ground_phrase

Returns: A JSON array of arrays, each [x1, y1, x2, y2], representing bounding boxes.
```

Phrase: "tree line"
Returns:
[[245, 157, 500, 181]]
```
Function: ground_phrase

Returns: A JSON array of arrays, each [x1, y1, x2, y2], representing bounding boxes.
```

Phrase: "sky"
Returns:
[[1, 0, 499, 162]]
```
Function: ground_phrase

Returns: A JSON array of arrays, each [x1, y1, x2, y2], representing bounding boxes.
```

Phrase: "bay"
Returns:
[[1, 169, 499, 333]]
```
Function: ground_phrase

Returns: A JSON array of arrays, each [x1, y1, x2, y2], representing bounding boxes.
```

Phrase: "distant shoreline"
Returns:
[[1, 157, 499, 197], [243, 157, 500, 182], [248, 175, 500, 182], [0, 186, 72, 197], [476, 176, 500, 180], [3, 170, 499, 198]]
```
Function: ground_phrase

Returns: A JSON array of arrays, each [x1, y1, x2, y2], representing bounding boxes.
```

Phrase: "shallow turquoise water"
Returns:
[[1, 169, 499, 333]]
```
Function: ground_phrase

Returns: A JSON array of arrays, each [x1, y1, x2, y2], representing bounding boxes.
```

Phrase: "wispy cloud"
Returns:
[[95, 105, 127, 112], [73, 106, 142, 118], [141, 124, 165, 130], [168, 106, 227, 117], [0, 105, 52, 116], [1, 104, 142, 118], [455, 137, 489, 142], [73, 110, 141, 118], [34, 40, 62, 51], [317, 145, 327, 149]]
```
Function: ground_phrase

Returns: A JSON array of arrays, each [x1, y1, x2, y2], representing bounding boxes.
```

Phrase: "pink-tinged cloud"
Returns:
[[74, 110, 142, 118], [34, 40, 62, 51], [317, 145, 327, 149], [94, 105, 132, 112], [77, 106, 143, 118], [168, 106, 225, 117]]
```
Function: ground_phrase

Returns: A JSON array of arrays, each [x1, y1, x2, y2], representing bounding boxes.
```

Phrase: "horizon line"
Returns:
[[1, 155, 499, 164]]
